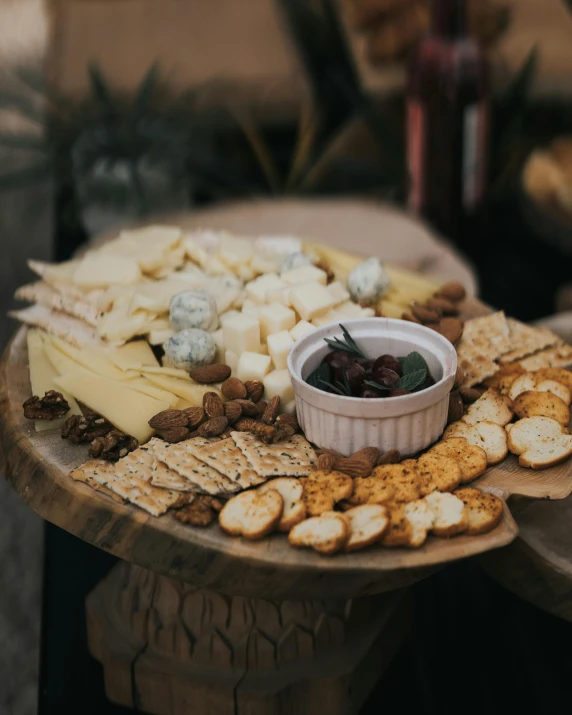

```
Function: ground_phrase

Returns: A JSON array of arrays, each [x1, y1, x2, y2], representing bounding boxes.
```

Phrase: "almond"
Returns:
[[437, 317, 464, 345], [198, 415, 229, 437], [256, 400, 267, 417], [351, 447, 380, 467], [234, 417, 259, 432], [244, 380, 264, 403], [224, 401, 242, 424], [426, 296, 458, 316], [219, 427, 235, 440], [162, 426, 190, 443], [377, 449, 401, 465], [221, 377, 247, 400], [459, 386, 482, 404], [317, 453, 336, 471], [203, 392, 224, 418], [189, 363, 232, 384], [447, 390, 464, 425], [453, 364, 465, 390], [272, 425, 296, 442], [436, 281, 466, 303], [333, 456, 373, 478], [148, 409, 188, 430], [262, 395, 281, 424], [411, 302, 441, 324], [234, 399, 259, 417], [402, 312, 421, 324], [182, 406, 206, 429], [275, 413, 299, 432]]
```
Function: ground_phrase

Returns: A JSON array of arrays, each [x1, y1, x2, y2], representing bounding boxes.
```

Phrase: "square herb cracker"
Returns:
[[500, 318, 562, 363], [147, 438, 240, 496], [69, 459, 124, 503], [461, 311, 510, 361], [518, 344, 572, 371], [231, 432, 317, 477], [189, 437, 266, 489]]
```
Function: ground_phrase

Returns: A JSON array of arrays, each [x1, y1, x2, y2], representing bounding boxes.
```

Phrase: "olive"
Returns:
[[373, 354, 402, 377], [323, 350, 351, 367], [361, 387, 382, 399], [388, 388, 410, 397], [344, 362, 366, 394], [372, 367, 400, 389], [357, 358, 374, 374]]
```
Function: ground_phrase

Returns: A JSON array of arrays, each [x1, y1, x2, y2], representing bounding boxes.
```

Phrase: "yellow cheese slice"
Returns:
[[144, 373, 221, 406], [106, 340, 159, 372], [49, 336, 130, 380], [139, 365, 190, 379], [126, 377, 179, 407], [27, 330, 83, 431], [53, 372, 169, 443], [43, 340, 88, 377]]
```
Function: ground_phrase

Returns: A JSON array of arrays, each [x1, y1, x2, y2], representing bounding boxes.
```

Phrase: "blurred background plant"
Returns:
[[0, 0, 541, 242]]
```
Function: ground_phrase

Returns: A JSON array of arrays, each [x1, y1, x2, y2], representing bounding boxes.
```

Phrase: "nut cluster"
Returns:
[[147, 370, 299, 445], [316, 446, 400, 478], [23, 390, 70, 420], [61, 412, 137, 462], [402, 281, 466, 345]]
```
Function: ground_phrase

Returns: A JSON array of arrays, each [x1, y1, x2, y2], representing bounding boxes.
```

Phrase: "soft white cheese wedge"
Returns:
[[267, 330, 294, 370], [236, 352, 272, 382], [258, 303, 296, 341], [289, 283, 336, 321]]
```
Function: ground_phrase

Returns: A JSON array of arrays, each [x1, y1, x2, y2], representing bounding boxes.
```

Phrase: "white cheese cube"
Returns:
[[222, 313, 261, 354], [219, 310, 242, 326], [212, 329, 224, 363], [236, 263, 256, 283], [250, 254, 280, 275], [225, 350, 238, 373], [258, 303, 296, 341], [236, 352, 272, 382], [290, 320, 316, 341], [284, 399, 297, 415], [290, 283, 336, 321], [241, 299, 261, 317], [312, 309, 341, 327], [281, 264, 327, 286], [266, 286, 293, 307], [202, 255, 233, 276], [327, 281, 350, 305], [259, 343, 269, 355], [263, 369, 295, 404], [218, 235, 253, 268], [336, 301, 375, 318], [267, 330, 294, 370], [245, 273, 285, 304]]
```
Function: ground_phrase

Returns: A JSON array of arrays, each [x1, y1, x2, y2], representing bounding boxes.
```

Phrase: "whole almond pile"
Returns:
[[402, 280, 466, 345]]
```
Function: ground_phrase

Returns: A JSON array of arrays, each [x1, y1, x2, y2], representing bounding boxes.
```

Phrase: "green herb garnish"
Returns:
[[324, 323, 366, 359], [319, 379, 349, 396], [402, 351, 429, 376]]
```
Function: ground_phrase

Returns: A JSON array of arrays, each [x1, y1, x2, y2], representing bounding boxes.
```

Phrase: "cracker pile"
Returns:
[[456, 311, 572, 388], [70, 432, 317, 522]]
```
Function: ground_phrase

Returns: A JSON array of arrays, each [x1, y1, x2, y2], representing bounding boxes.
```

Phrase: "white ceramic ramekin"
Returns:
[[287, 318, 457, 457]]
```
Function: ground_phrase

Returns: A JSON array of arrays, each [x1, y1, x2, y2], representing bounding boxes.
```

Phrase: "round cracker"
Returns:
[[219, 490, 283, 540], [302, 471, 353, 516], [513, 390, 570, 426], [342, 504, 389, 552], [534, 367, 572, 393], [417, 452, 462, 493], [430, 440, 488, 483], [289, 512, 349, 554], [371, 463, 421, 503], [380, 503, 414, 547], [454, 487, 504, 535], [258, 477, 306, 532]]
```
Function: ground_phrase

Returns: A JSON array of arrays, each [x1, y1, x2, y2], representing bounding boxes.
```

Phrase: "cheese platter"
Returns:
[[2, 222, 572, 592]]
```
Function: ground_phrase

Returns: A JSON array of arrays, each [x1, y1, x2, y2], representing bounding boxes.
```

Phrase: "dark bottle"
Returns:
[[407, 0, 489, 240]]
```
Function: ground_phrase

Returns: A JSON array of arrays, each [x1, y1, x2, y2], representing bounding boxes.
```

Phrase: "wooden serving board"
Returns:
[[0, 328, 518, 600]]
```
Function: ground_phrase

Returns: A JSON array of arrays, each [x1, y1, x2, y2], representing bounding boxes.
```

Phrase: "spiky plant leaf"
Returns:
[[87, 64, 118, 116], [132, 62, 160, 120]]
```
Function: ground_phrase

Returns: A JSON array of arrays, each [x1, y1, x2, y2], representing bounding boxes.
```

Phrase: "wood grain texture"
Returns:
[[0, 327, 518, 599], [86, 561, 412, 715]]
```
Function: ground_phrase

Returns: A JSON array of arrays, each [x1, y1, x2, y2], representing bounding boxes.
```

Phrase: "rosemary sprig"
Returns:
[[364, 379, 391, 392], [319, 378, 349, 396], [323, 323, 366, 359]]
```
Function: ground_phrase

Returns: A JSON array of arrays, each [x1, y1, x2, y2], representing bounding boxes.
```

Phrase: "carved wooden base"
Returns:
[[86, 562, 411, 715]]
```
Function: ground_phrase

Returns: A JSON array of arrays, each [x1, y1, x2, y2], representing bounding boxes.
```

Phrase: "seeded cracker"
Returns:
[[148, 438, 240, 496], [461, 312, 510, 360], [517, 344, 572, 371], [188, 437, 266, 488], [231, 432, 317, 477], [500, 318, 561, 363], [70, 459, 124, 503], [86, 456, 181, 516]]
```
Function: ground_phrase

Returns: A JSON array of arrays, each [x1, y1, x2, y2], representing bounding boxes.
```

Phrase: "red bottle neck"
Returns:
[[430, 0, 467, 38]]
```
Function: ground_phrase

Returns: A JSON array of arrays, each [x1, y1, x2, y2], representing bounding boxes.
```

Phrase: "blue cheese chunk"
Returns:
[[279, 251, 313, 275], [169, 290, 218, 332], [347, 258, 390, 303], [163, 329, 216, 371]]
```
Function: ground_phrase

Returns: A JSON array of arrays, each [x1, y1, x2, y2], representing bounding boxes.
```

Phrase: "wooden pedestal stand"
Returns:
[[86, 562, 411, 715]]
